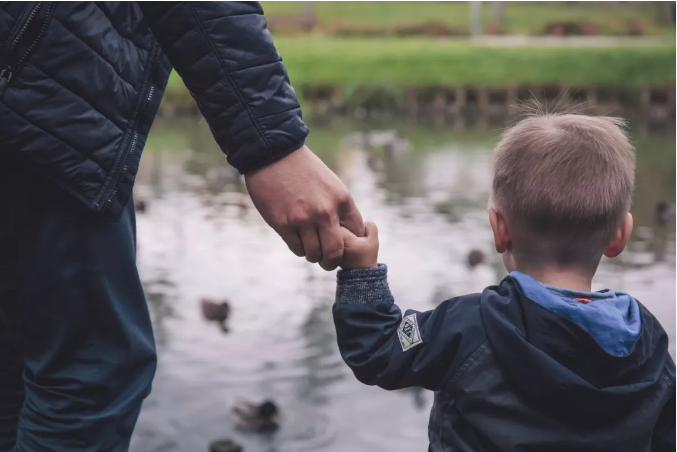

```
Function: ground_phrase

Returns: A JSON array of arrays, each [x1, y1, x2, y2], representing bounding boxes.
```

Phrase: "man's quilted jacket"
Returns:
[[0, 2, 308, 219]]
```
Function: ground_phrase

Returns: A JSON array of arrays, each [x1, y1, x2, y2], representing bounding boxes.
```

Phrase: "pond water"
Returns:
[[129, 116, 675, 452]]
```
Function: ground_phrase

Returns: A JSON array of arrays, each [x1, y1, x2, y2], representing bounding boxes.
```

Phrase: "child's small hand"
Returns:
[[340, 222, 379, 270]]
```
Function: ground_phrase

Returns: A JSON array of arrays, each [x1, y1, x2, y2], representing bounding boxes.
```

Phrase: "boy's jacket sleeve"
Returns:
[[332, 265, 486, 392]]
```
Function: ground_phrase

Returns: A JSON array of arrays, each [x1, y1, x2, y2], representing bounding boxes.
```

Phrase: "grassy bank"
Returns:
[[164, 37, 675, 104], [273, 37, 675, 86], [261, 1, 676, 36]]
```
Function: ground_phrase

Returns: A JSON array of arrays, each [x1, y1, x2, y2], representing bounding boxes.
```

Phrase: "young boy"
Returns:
[[333, 113, 675, 451]]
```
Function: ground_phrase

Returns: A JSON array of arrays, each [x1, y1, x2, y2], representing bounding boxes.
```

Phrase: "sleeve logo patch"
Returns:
[[398, 313, 422, 351]]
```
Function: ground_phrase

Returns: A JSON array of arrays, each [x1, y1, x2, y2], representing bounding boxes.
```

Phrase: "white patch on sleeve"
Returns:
[[397, 313, 422, 351]]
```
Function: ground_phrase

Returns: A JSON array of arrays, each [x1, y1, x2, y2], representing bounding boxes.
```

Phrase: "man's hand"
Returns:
[[245, 145, 365, 270], [340, 222, 379, 270]]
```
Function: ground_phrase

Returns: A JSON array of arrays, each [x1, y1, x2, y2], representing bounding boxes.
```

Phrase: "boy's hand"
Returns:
[[340, 222, 379, 270], [245, 145, 365, 272]]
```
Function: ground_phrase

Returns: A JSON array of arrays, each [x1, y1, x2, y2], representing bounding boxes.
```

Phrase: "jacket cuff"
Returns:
[[235, 134, 307, 175], [335, 264, 394, 305]]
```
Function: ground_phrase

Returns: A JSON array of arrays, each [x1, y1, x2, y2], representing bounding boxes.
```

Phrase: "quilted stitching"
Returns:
[[188, 2, 271, 149], [52, 16, 138, 90], [96, 6, 152, 52], [255, 106, 301, 122], [27, 63, 126, 133], [0, 102, 106, 174], [1, 1, 307, 218], [229, 60, 284, 76]]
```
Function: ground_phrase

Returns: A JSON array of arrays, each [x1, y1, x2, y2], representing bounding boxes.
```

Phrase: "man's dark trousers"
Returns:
[[0, 163, 155, 451]]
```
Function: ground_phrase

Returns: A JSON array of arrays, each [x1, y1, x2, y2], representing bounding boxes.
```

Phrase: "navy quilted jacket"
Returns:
[[0, 2, 308, 219]]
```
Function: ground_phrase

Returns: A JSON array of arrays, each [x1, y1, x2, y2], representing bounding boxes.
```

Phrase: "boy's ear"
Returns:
[[604, 213, 633, 258], [489, 208, 511, 254]]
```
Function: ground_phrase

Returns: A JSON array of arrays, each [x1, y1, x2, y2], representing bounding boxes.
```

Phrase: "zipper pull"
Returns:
[[0, 68, 13, 97]]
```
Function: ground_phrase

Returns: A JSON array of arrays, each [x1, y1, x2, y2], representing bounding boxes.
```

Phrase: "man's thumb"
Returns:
[[364, 222, 378, 239]]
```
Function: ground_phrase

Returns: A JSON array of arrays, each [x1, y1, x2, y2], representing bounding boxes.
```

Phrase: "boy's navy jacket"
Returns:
[[0, 2, 307, 220], [333, 265, 676, 452]]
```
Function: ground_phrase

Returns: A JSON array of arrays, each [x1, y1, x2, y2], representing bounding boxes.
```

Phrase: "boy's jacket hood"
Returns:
[[480, 276, 674, 426]]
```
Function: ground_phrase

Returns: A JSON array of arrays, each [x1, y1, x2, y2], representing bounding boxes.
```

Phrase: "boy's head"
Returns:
[[489, 113, 635, 275]]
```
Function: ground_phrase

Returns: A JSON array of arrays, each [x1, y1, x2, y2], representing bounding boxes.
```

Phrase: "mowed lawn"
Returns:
[[261, 1, 676, 36], [163, 36, 675, 104]]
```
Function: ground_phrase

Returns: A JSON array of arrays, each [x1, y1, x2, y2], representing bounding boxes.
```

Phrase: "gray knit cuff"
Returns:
[[335, 264, 394, 305]]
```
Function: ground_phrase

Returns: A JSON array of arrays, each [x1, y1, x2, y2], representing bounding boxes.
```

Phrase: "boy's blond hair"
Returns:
[[491, 113, 635, 267]]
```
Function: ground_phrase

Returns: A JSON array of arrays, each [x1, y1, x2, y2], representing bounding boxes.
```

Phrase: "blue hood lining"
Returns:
[[510, 271, 641, 357]]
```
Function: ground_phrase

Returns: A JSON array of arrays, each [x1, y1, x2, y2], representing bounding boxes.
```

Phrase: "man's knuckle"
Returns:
[[317, 207, 333, 221], [306, 253, 321, 263], [325, 247, 343, 261], [275, 215, 292, 229], [337, 192, 351, 205], [288, 243, 304, 255], [321, 261, 338, 271], [291, 214, 310, 226]]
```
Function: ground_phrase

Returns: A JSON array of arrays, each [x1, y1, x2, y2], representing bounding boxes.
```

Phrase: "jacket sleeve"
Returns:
[[332, 265, 487, 392], [138, 1, 308, 174]]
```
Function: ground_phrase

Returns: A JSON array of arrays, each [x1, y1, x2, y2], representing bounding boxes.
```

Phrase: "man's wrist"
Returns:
[[241, 143, 308, 177]]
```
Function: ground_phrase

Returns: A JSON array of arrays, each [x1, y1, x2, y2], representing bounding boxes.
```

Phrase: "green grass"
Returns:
[[261, 1, 676, 36], [164, 37, 675, 103], [275, 37, 675, 86]]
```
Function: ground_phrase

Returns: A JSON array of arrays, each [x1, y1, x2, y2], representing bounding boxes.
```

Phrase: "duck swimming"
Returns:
[[655, 201, 675, 227], [209, 439, 242, 452], [366, 155, 383, 172], [134, 198, 147, 213], [232, 399, 280, 433], [200, 298, 231, 332], [466, 249, 485, 269]]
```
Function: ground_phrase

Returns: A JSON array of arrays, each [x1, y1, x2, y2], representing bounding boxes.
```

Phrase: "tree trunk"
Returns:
[[655, 1, 673, 25], [492, 2, 505, 25], [470, 1, 482, 37]]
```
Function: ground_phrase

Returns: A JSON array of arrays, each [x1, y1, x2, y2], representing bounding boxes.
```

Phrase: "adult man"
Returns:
[[0, 2, 363, 450]]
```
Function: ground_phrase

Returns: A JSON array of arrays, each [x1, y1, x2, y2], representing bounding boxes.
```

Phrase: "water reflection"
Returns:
[[144, 275, 178, 349], [297, 299, 346, 406], [131, 116, 675, 452]]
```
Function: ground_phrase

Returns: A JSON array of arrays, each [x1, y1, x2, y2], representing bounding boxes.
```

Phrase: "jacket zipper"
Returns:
[[104, 86, 155, 210], [0, 1, 54, 96], [100, 49, 160, 213], [0, 2, 42, 63]]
